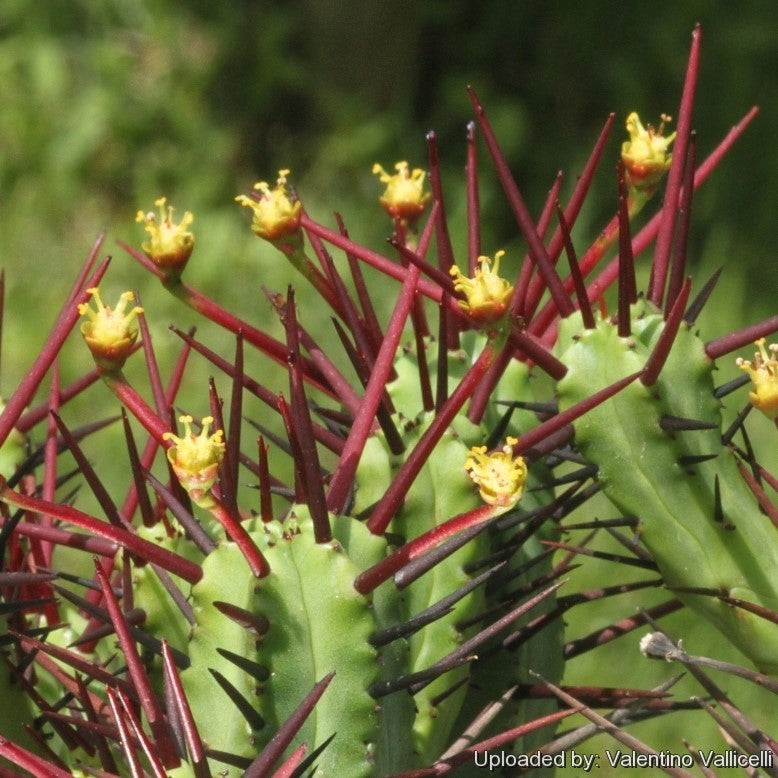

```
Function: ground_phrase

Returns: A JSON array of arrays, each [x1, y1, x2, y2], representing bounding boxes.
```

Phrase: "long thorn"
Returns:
[[161, 641, 210, 778], [666, 133, 697, 316], [0, 482, 202, 583], [557, 203, 595, 329], [326, 254, 423, 514], [366, 343, 496, 536], [705, 314, 778, 360], [684, 266, 723, 325], [514, 372, 641, 456], [243, 673, 334, 778], [617, 162, 636, 337], [466, 121, 481, 271], [641, 277, 692, 387], [355, 505, 495, 595], [428, 131, 460, 348], [521, 113, 615, 320], [648, 24, 701, 307], [468, 86, 574, 318], [282, 288, 331, 543], [94, 559, 180, 769]]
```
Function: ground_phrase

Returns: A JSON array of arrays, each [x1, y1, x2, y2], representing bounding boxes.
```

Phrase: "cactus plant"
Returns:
[[1, 24, 777, 778]]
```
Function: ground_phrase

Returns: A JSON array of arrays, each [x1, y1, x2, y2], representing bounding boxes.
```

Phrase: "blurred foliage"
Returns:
[[0, 2, 776, 771], [2, 2, 776, 299], [0, 0, 774, 411]]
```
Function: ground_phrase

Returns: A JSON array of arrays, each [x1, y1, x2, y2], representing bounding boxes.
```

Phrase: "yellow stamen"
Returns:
[[449, 250, 513, 326], [135, 197, 195, 270], [78, 288, 143, 370], [235, 169, 302, 242], [372, 161, 431, 223], [163, 415, 225, 507], [737, 339, 778, 419], [464, 436, 527, 509], [621, 112, 676, 194]]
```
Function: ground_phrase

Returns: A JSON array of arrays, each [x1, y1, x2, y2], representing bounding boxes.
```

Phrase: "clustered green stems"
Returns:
[[0, 26, 769, 638], [113, 31, 775, 587], [1, 23, 777, 776]]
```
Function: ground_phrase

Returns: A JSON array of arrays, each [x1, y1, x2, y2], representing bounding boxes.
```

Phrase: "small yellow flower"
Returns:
[[621, 112, 676, 194], [135, 197, 195, 271], [235, 169, 302, 244], [163, 415, 225, 508], [78, 288, 143, 370], [465, 436, 527, 509], [372, 161, 431, 224], [737, 339, 778, 419], [449, 250, 514, 326]]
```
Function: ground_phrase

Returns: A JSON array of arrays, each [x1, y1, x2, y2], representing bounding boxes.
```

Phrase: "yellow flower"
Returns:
[[372, 161, 431, 224], [621, 112, 676, 195], [737, 339, 778, 419], [464, 436, 527, 509], [135, 197, 195, 271], [163, 415, 225, 508], [449, 250, 514, 326], [78, 288, 143, 370], [235, 169, 302, 244]]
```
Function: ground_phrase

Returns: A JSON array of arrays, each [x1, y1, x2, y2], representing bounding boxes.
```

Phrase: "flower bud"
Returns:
[[449, 250, 514, 327], [621, 112, 676, 195], [737, 339, 778, 419], [235, 169, 303, 253], [135, 197, 195, 273], [78, 288, 143, 371], [372, 161, 431, 226], [163, 415, 225, 508], [464, 436, 527, 509]]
